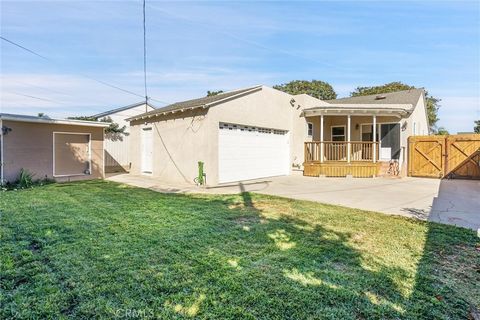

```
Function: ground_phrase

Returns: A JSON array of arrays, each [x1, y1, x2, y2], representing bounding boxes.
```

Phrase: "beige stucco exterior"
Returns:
[[0, 120, 105, 183], [129, 86, 313, 186], [128, 86, 429, 186], [99, 103, 155, 173]]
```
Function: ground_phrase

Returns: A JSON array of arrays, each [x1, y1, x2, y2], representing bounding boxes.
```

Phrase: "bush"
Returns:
[[1, 169, 54, 191]]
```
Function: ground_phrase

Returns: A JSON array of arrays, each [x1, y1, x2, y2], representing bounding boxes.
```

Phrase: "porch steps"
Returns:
[[377, 161, 404, 178]]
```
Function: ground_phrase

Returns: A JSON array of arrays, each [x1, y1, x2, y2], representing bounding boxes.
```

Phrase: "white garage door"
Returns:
[[218, 123, 290, 183]]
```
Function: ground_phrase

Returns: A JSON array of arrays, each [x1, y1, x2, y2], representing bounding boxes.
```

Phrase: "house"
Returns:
[[0, 113, 108, 184], [92, 101, 155, 173], [126, 85, 429, 186], [303, 88, 429, 177]]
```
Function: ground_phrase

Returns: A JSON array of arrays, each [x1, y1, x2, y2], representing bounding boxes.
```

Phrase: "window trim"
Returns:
[[307, 122, 313, 137], [331, 125, 346, 141]]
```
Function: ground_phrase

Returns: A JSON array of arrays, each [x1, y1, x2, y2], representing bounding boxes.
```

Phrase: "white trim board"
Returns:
[[331, 125, 346, 141]]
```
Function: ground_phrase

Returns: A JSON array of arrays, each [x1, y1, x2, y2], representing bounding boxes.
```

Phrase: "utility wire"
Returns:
[[147, 5, 341, 71], [8, 92, 69, 105], [142, 0, 149, 112], [1, 36, 168, 104], [0, 36, 49, 60]]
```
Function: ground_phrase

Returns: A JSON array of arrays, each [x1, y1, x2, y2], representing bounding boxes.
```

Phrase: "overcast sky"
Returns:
[[1, 0, 479, 133]]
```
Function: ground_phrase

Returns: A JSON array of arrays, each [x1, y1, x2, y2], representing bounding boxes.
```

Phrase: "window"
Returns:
[[331, 126, 345, 141], [307, 122, 313, 136], [360, 124, 379, 142]]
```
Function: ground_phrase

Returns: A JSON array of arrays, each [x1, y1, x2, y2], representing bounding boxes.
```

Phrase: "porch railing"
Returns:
[[305, 141, 379, 162]]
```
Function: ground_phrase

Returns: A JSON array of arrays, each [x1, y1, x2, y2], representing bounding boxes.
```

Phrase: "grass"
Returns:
[[0, 180, 478, 319]]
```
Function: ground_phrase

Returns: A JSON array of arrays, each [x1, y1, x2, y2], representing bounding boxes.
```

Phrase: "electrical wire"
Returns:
[[143, 0, 148, 111], [0, 36, 49, 60], [0, 36, 168, 104], [7, 92, 69, 105]]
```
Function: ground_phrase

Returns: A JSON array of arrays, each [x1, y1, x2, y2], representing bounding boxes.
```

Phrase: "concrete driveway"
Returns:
[[107, 173, 480, 231]]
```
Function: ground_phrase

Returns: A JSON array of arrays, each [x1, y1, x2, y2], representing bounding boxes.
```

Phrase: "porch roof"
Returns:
[[302, 104, 412, 117]]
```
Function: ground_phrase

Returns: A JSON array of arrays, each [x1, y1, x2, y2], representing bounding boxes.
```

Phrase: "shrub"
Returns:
[[1, 169, 54, 191]]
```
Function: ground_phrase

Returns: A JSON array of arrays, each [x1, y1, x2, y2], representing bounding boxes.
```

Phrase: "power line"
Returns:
[[1, 36, 168, 104], [0, 36, 49, 60], [147, 5, 341, 71], [143, 0, 148, 112], [8, 92, 69, 105]]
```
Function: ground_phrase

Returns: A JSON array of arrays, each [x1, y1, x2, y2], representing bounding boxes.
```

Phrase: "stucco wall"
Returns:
[[204, 86, 308, 185], [101, 104, 154, 172], [100, 103, 154, 133], [130, 108, 210, 185], [129, 86, 312, 186], [402, 93, 429, 167], [1, 120, 104, 183]]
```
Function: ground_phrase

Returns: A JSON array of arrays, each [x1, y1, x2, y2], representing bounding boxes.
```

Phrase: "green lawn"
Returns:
[[1, 181, 478, 319]]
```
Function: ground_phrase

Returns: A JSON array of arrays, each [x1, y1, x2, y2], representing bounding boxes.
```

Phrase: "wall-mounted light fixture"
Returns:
[[401, 121, 408, 131], [355, 123, 359, 130], [1, 126, 12, 135]]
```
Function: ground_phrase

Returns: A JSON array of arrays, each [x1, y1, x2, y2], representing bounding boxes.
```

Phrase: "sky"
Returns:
[[1, 0, 479, 133]]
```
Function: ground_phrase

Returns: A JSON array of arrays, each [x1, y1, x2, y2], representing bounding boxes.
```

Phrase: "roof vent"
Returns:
[[375, 95, 386, 100]]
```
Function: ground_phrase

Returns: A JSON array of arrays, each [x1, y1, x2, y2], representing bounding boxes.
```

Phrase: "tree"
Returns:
[[68, 116, 127, 135], [207, 90, 224, 97], [474, 120, 480, 134], [350, 81, 440, 132], [273, 80, 337, 100], [436, 127, 449, 135]]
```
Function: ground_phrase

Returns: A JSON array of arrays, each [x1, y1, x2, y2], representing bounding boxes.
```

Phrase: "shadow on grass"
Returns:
[[405, 220, 479, 319], [1, 180, 478, 319]]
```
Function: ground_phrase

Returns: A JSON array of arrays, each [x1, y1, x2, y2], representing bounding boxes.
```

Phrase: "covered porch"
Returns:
[[302, 105, 408, 177]]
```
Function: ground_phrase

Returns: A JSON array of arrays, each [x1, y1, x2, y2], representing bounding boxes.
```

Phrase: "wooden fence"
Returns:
[[408, 134, 480, 179]]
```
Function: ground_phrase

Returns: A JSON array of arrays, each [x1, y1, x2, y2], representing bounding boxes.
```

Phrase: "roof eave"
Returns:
[[0, 115, 110, 127], [127, 85, 263, 122], [93, 101, 156, 118], [302, 106, 411, 117]]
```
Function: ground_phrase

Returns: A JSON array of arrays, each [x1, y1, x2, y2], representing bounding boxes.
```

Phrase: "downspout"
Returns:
[[0, 119, 4, 185]]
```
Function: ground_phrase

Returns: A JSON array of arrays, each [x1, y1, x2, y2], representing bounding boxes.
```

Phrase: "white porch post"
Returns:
[[373, 115, 377, 163], [347, 114, 351, 163], [320, 114, 324, 163]]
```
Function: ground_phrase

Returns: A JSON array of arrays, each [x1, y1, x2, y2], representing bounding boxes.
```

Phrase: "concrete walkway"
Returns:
[[107, 173, 480, 231]]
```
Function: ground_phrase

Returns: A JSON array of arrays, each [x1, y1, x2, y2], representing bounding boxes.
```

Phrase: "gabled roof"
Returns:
[[326, 88, 424, 107], [127, 85, 262, 121], [93, 101, 156, 119], [0, 113, 109, 127]]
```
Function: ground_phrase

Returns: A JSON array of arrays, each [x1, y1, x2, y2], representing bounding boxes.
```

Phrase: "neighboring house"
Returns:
[[126, 85, 429, 186], [93, 101, 155, 172], [0, 113, 108, 184]]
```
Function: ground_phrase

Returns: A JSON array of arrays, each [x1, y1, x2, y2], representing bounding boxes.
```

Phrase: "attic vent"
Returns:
[[375, 95, 386, 100]]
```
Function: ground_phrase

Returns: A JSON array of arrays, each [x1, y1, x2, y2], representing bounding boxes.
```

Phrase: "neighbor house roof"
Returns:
[[127, 85, 262, 121], [326, 88, 424, 107], [0, 113, 110, 127], [93, 101, 156, 119]]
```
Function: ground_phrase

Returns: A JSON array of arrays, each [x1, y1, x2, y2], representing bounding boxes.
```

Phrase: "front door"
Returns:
[[141, 127, 153, 174], [380, 123, 400, 160]]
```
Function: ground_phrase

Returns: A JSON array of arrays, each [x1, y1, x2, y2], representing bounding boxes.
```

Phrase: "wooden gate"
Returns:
[[408, 134, 480, 179]]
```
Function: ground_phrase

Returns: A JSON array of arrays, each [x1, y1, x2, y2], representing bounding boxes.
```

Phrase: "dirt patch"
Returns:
[[28, 240, 42, 253], [231, 215, 260, 226]]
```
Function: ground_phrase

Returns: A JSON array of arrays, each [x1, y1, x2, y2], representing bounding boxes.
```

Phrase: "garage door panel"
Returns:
[[218, 123, 289, 183]]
